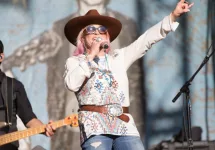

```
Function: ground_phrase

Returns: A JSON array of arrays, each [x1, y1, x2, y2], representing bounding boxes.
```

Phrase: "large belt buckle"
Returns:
[[107, 103, 123, 117]]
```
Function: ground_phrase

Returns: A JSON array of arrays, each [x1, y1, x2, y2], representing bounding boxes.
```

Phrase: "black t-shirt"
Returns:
[[0, 71, 37, 150]]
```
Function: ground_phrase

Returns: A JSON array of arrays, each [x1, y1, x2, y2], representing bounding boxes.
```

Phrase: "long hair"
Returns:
[[73, 29, 85, 56], [73, 29, 111, 56]]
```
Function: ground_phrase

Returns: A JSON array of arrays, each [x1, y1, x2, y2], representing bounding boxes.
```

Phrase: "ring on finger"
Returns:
[[95, 37, 102, 42]]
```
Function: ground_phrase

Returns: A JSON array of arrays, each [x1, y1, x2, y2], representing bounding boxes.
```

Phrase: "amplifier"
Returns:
[[150, 141, 215, 150]]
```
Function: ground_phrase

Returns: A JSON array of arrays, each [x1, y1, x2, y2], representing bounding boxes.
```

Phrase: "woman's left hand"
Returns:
[[171, 0, 194, 21]]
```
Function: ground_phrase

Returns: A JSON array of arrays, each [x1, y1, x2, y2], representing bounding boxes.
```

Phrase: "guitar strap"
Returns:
[[1, 75, 13, 127]]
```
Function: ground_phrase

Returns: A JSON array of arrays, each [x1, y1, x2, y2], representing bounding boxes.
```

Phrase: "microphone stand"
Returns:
[[172, 43, 214, 150]]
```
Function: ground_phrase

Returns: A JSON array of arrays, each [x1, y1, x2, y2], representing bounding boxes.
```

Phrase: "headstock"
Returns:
[[64, 114, 79, 127]]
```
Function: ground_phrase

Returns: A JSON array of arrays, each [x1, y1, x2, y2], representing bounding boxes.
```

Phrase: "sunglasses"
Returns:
[[84, 25, 107, 34]]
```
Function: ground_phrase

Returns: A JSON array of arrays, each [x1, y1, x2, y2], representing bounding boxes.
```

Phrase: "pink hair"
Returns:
[[73, 29, 111, 56], [73, 29, 85, 56], [73, 40, 85, 56]]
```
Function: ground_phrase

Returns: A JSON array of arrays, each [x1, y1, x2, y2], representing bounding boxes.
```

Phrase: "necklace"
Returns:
[[96, 54, 113, 86]]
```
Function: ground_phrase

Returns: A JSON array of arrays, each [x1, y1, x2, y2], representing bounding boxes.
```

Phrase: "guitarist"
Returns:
[[0, 40, 55, 150]]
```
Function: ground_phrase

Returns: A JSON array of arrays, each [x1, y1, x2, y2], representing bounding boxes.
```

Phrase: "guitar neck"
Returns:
[[0, 119, 65, 146]]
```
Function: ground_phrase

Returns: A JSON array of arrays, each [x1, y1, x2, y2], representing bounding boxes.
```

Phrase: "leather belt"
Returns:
[[79, 105, 130, 123]]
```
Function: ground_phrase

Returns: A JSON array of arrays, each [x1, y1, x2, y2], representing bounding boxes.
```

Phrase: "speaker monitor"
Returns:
[[150, 141, 215, 150]]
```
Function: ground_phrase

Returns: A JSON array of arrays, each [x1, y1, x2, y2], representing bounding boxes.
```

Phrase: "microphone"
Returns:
[[100, 42, 109, 50]]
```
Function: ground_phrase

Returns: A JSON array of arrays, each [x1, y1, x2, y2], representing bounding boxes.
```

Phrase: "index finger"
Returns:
[[188, 2, 194, 8], [51, 124, 56, 130], [48, 120, 53, 123]]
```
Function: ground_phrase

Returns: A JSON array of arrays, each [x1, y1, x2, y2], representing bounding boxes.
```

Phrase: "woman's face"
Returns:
[[82, 24, 109, 49]]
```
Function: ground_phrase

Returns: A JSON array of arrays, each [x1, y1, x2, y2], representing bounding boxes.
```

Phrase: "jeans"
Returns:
[[81, 135, 145, 150]]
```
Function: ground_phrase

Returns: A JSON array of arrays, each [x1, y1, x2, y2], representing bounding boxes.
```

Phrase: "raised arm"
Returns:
[[119, 0, 194, 70], [120, 14, 178, 70]]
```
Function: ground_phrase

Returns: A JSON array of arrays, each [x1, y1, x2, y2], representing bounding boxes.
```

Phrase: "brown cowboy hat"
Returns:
[[64, 9, 122, 46]]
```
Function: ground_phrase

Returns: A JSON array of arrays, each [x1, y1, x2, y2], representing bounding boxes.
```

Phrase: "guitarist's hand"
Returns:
[[26, 118, 56, 137], [45, 120, 56, 137]]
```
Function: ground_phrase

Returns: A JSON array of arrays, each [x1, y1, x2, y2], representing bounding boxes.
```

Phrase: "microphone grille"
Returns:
[[103, 44, 109, 49]]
